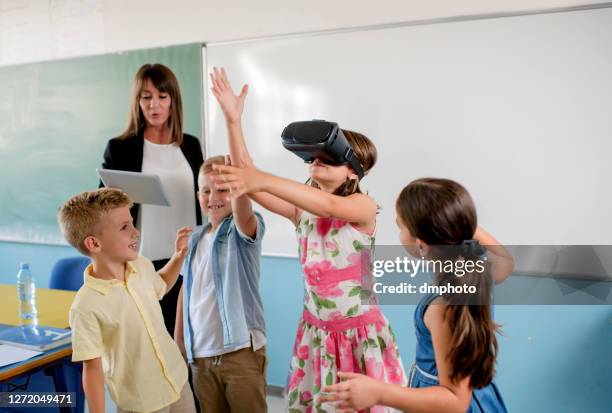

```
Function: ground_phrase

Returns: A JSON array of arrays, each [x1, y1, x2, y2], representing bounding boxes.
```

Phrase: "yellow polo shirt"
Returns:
[[69, 255, 187, 413]]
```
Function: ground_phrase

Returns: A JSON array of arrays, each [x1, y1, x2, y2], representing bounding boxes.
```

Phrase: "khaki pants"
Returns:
[[190, 346, 267, 413], [117, 382, 196, 413]]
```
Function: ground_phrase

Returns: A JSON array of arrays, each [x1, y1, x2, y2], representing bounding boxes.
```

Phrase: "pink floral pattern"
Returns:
[[316, 217, 347, 237], [299, 236, 308, 264], [288, 212, 406, 412]]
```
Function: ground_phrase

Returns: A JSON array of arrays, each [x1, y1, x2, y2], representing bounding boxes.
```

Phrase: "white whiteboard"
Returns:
[[204, 7, 612, 258]]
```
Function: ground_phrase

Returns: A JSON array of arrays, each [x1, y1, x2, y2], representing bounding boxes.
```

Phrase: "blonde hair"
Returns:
[[120, 63, 184, 145], [307, 129, 378, 196], [199, 155, 226, 176], [58, 188, 132, 255]]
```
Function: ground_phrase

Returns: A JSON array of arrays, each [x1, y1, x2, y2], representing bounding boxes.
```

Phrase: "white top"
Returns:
[[189, 230, 266, 358], [138, 139, 197, 261]]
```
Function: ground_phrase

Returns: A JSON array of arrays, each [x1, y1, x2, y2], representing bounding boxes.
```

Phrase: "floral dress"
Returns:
[[286, 211, 407, 413]]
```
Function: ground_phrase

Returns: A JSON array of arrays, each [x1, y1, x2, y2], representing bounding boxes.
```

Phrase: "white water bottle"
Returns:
[[16, 263, 38, 325]]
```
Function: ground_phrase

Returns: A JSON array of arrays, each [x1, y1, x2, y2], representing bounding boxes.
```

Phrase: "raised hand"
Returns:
[[210, 66, 248, 124], [211, 164, 264, 198], [174, 226, 192, 258]]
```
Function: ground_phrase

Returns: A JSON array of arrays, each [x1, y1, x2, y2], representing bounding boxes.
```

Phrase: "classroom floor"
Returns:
[[266, 395, 286, 412], [88, 388, 286, 412]]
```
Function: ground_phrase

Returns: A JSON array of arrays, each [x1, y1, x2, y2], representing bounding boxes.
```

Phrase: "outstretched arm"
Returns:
[[321, 302, 472, 413], [210, 67, 253, 168], [213, 165, 377, 231], [210, 67, 301, 225], [210, 67, 257, 236]]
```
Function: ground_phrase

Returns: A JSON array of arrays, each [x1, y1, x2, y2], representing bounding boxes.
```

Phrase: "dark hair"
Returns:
[[307, 129, 377, 196], [120, 63, 184, 145], [396, 177, 499, 389]]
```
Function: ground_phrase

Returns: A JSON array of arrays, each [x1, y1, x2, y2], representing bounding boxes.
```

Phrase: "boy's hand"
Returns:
[[211, 164, 264, 197], [174, 227, 192, 258], [210, 66, 248, 124]]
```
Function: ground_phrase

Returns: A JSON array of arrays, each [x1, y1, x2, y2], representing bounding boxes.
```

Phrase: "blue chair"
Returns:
[[45, 256, 90, 413], [48, 256, 90, 291]]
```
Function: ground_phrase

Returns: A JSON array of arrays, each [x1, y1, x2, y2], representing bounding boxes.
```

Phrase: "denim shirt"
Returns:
[[409, 293, 507, 413], [182, 212, 265, 363]]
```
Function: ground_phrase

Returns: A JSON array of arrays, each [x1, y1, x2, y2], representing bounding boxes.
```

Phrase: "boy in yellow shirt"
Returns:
[[58, 188, 195, 413]]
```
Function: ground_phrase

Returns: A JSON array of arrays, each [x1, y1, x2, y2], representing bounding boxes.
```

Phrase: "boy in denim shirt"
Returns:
[[175, 155, 267, 413]]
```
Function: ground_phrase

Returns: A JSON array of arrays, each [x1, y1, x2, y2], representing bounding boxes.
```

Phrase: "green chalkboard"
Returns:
[[0, 44, 203, 244]]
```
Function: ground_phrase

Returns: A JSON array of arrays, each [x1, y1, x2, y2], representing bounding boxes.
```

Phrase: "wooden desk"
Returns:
[[0, 285, 81, 412], [0, 284, 76, 381], [0, 342, 78, 412], [0, 341, 73, 382], [0, 284, 76, 328]]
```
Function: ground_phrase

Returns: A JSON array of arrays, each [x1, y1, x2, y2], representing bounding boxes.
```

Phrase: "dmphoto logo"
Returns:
[[362, 245, 612, 305]]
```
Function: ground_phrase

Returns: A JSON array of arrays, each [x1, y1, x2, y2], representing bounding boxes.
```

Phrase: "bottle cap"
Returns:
[[19, 263, 29, 270]]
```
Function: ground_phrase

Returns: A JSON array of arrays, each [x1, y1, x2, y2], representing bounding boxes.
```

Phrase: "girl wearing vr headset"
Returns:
[[210, 67, 406, 412], [321, 178, 512, 413]]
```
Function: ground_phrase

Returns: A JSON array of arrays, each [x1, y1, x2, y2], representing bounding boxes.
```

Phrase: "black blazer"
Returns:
[[100, 130, 204, 226]]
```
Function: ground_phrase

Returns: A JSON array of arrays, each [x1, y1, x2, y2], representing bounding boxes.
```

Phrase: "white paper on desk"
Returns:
[[0, 344, 42, 367]]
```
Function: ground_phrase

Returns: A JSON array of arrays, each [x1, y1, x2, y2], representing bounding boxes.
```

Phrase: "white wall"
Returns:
[[1, 0, 610, 66], [205, 7, 612, 256]]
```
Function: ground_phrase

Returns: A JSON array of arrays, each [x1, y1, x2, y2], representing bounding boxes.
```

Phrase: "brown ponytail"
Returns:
[[396, 178, 500, 389], [444, 305, 498, 388]]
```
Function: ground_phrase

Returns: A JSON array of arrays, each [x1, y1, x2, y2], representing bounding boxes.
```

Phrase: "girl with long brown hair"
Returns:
[[322, 178, 513, 412]]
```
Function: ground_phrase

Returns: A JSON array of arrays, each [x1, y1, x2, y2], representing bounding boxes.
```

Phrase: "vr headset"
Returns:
[[281, 120, 365, 179]]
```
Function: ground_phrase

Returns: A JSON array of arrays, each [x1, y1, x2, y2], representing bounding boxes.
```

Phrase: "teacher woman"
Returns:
[[101, 63, 204, 334]]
